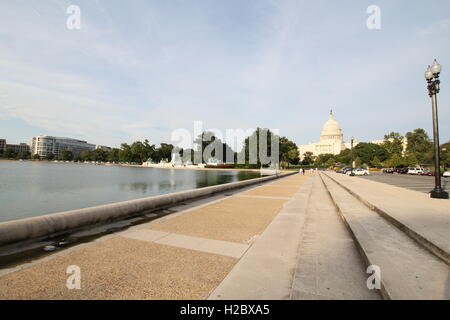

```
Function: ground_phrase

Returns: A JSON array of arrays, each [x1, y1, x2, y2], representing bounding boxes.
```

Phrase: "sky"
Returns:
[[1, 0, 450, 150]]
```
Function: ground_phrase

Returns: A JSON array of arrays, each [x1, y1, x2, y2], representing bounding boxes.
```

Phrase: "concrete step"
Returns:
[[290, 175, 380, 300], [324, 172, 450, 266], [320, 173, 450, 300]]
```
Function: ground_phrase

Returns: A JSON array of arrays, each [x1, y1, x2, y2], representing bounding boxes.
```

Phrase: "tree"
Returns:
[[325, 157, 336, 168], [279, 136, 299, 166], [404, 152, 419, 167], [119, 143, 132, 162], [80, 151, 91, 161], [405, 128, 432, 165], [335, 149, 352, 165], [108, 148, 120, 163], [32, 154, 41, 160], [2, 148, 15, 159], [90, 149, 108, 162], [46, 153, 55, 160], [315, 153, 335, 167], [382, 132, 404, 157], [16, 151, 31, 160], [353, 142, 388, 165], [371, 156, 382, 168], [301, 151, 314, 165], [385, 153, 405, 168], [441, 141, 450, 170], [355, 157, 362, 167], [60, 150, 74, 161], [156, 143, 174, 163]]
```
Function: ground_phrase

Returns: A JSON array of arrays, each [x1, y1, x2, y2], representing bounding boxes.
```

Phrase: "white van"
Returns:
[[407, 167, 424, 175]]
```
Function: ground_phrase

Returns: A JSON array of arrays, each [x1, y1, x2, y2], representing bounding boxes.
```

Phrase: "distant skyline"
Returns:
[[1, 0, 450, 149]]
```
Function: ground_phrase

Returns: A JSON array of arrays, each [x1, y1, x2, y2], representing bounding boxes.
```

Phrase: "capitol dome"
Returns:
[[320, 110, 343, 141]]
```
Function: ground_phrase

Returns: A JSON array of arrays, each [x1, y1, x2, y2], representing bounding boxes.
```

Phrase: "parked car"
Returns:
[[342, 167, 353, 174], [420, 169, 435, 176], [352, 168, 370, 176], [408, 167, 425, 175], [396, 167, 408, 174], [443, 171, 450, 177], [382, 168, 394, 174]]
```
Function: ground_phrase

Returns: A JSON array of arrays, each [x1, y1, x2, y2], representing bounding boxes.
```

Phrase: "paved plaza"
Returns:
[[1, 171, 449, 300]]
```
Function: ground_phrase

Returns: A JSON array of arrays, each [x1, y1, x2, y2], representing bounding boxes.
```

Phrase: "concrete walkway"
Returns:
[[211, 174, 379, 300], [0, 174, 308, 299], [5, 171, 445, 300]]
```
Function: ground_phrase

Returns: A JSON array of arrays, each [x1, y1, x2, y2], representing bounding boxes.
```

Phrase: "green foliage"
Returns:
[[237, 129, 299, 168], [279, 136, 299, 166], [405, 128, 432, 165], [335, 149, 352, 165], [354, 142, 388, 165], [2, 148, 15, 159], [301, 151, 314, 165], [16, 151, 31, 160], [157, 143, 175, 162], [107, 148, 120, 162], [314, 153, 335, 167], [59, 150, 74, 161], [325, 157, 336, 167], [382, 132, 404, 157], [441, 141, 450, 169], [385, 153, 405, 168], [371, 156, 382, 168]]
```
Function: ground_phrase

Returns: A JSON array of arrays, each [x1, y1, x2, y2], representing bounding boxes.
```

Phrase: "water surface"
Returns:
[[0, 161, 260, 222]]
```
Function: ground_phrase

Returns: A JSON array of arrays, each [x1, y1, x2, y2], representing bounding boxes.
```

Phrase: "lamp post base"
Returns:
[[430, 187, 449, 199]]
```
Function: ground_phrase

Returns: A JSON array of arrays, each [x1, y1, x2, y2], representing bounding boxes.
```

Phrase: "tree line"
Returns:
[[1, 129, 301, 168], [307, 128, 450, 169]]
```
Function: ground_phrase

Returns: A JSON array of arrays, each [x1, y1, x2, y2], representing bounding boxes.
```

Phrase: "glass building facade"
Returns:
[[31, 136, 96, 158]]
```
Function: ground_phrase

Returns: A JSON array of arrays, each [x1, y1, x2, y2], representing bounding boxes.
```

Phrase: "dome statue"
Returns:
[[320, 110, 343, 141]]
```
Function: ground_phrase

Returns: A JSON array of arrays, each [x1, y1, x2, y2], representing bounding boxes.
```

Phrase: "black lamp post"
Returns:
[[424, 59, 449, 199], [351, 136, 355, 168]]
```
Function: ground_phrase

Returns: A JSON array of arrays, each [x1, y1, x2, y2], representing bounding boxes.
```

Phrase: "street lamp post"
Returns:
[[351, 136, 355, 168], [424, 59, 449, 199]]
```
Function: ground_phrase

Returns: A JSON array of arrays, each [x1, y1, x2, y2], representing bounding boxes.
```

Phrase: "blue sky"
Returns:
[[1, 0, 449, 149]]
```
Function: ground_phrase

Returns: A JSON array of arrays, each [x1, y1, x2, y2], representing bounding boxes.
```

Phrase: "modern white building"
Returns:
[[298, 111, 349, 159], [31, 136, 96, 158]]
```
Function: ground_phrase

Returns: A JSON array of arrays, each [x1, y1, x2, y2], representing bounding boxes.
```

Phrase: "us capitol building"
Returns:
[[297, 110, 355, 160]]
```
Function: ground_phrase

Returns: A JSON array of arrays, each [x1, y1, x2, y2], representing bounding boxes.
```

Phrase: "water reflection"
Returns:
[[0, 161, 260, 222]]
